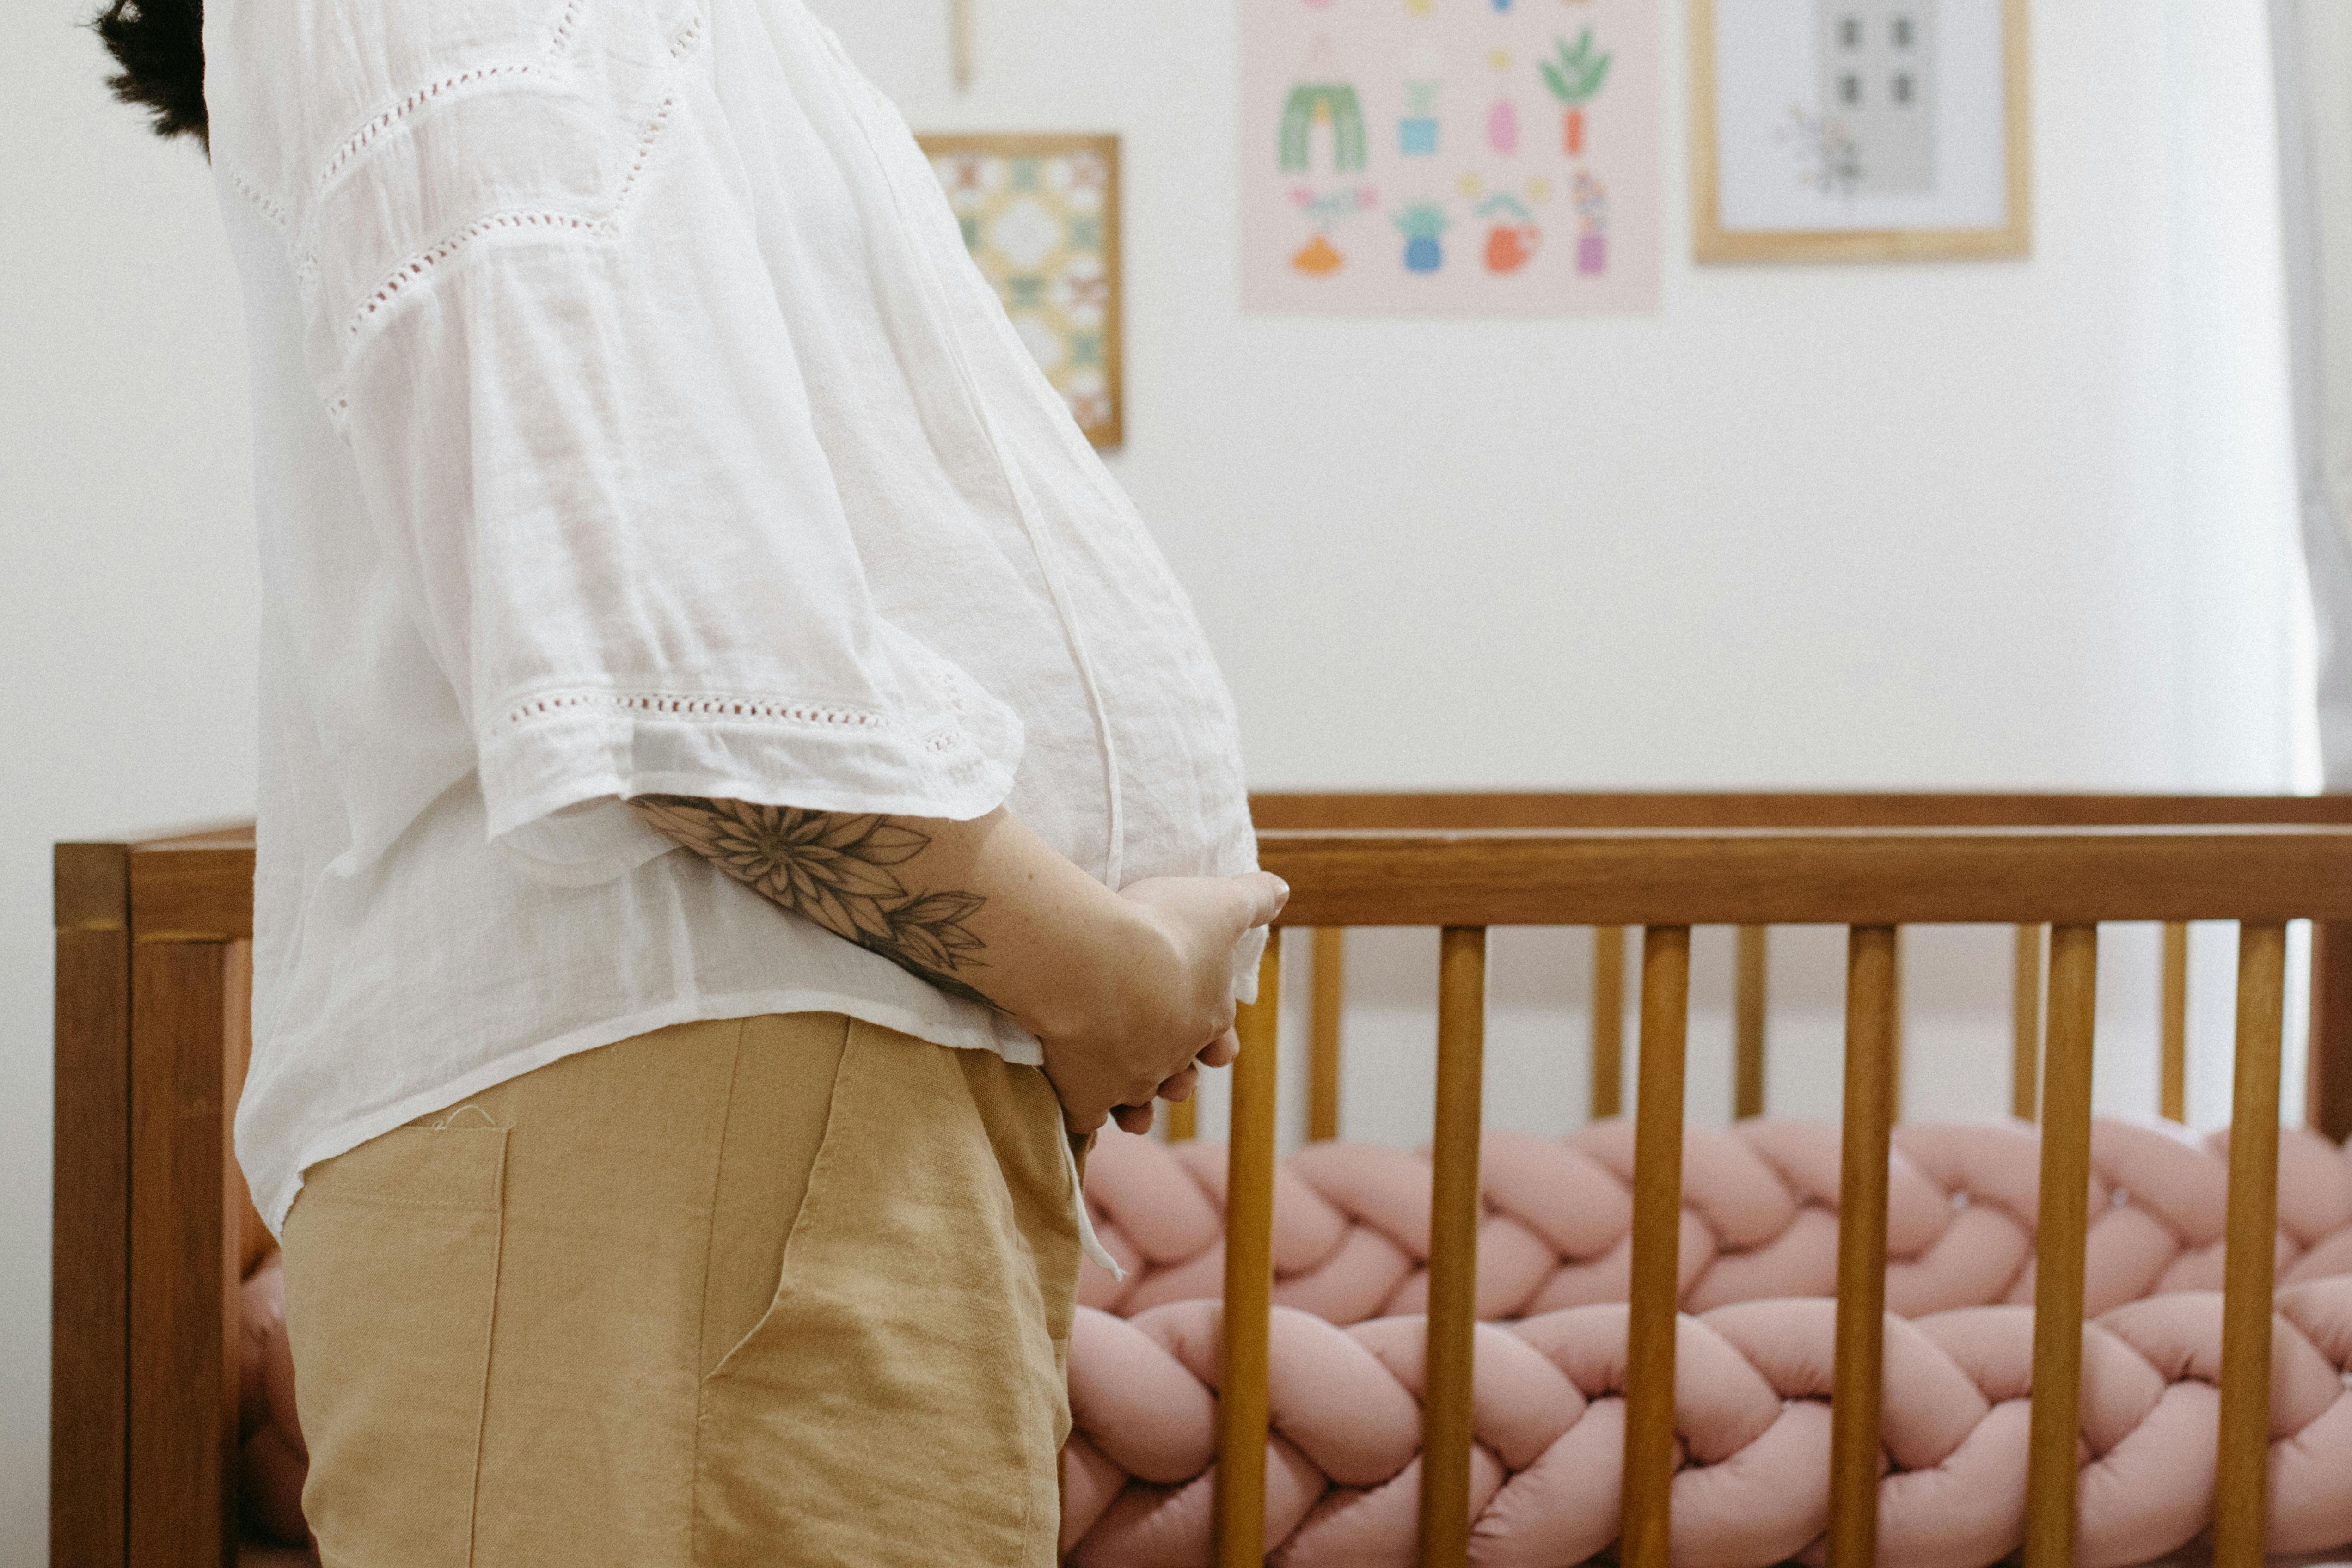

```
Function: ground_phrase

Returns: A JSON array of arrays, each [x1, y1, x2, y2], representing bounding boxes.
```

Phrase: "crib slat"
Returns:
[[2214, 921, 2286, 1568], [1830, 926, 1899, 1568], [1735, 925, 1767, 1120], [1311, 928, 1345, 1142], [1215, 940, 1281, 1568], [2161, 922, 2189, 1122], [1621, 926, 1691, 1568], [1164, 1095, 1196, 1142], [2013, 924, 2044, 1121], [1421, 927, 1488, 1568], [2025, 923, 2099, 1568], [1888, 930, 1905, 1123], [1592, 926, 1626, 1120]]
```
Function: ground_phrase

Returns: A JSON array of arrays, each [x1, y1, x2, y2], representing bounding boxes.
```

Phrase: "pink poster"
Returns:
[[1239, 0, 1660, 316]]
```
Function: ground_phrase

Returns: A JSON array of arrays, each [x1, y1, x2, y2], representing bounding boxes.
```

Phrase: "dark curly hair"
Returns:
[[90, 0, 208, 150]]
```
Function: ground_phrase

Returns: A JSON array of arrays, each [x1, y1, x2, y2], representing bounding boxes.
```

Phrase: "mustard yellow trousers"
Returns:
[[277, 1013, 1082, 1567]]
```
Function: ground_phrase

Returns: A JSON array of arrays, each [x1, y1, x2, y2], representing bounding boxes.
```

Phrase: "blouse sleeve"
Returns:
[[293, 11, 1023, 881]]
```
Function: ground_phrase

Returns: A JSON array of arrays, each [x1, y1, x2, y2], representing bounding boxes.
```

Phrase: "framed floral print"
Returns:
[[1691, 0, 2030, 263]]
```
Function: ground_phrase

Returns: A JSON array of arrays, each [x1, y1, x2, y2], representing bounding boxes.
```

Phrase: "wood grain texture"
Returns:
[[1216, 942, 1281, 1568], [1247, 792, 2352, 831], [126, 941, 237, 1568], [2161, 923, 2189, 1123], [2309, 922, 2352, 1142], [53, 843, 130, 1568], [1621, 927, 1691, 1568], [1829, 928, 1898, 1568], [1592, 927, 1626, 1121], [2013, 925, 2044, 1122], [1888, 929, 1905, 1124], [1310, 929, 1345, 1143], [1421, 929, 1486, 1568], [1256, 827, 2352, 929], [2214, 923, 2286, 1568], [129, 844, 254, 943], [2025, 925, 2099, 1568], [225, 942, 268, 1279], [1734, 925, 1767, 1120]]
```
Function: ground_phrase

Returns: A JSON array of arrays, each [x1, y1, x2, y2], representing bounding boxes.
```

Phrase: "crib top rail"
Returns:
[[55, 828, 255, 943], [1257, 824, 2352, 927], [1249, 790, 2352, 830]]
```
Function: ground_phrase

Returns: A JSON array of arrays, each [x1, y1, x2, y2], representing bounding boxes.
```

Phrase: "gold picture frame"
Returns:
[[1690, 0, 2030, 263], [918, 132, 1125, 447]]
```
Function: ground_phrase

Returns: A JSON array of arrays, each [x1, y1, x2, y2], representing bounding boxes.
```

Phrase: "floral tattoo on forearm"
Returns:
[[628, 797, 995, 1008]]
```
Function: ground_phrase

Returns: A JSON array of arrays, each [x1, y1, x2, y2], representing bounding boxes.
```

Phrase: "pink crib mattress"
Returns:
[[239, 1117, 2352, 1566]]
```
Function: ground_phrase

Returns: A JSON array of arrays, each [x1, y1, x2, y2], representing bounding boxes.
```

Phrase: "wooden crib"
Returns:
[[1221, 818, 2352, 1568], [47, 797, 2352, 1568], [1242, 792, 2352, 1144]]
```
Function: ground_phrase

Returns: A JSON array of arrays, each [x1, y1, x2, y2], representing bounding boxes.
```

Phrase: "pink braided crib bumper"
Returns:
[[1059, 1118, 2352, 1567], [235, 1116, 2352, 1564]]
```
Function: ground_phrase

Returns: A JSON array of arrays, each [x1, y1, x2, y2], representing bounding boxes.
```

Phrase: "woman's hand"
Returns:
[[1111, 1028, 1241, 1135], [1034, 872, 1288, 1136], [626, 799, 1284, 1136]]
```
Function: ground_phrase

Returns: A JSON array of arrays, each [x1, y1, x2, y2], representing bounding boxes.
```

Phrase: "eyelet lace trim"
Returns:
[[224, 159, 290, 230], [349, 210, 599, 335], [345, 95, 677, 341], [545, 0, 585, 57], [317, 61, 552, 192], [494, 689, 969, 756], [669, 9, 705, 58], [610, 95, 678, 209]]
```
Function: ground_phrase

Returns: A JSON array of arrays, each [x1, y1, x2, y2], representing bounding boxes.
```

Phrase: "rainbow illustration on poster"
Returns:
[[1241, 0, 1659, 315]]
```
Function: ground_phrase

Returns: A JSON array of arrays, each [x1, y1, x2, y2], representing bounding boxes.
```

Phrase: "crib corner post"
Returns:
[[1215, 938, 1282, 1568]]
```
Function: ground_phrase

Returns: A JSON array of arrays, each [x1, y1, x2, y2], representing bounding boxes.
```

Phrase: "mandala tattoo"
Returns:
[[629, 797, 995, 1008]]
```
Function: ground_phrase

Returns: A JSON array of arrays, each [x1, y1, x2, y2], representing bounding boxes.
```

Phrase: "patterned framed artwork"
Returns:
[[919, 133, 1125, 447]]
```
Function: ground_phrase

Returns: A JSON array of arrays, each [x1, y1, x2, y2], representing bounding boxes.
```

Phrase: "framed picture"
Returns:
[[1690, 0, 2029, 263], [1237, 0, 1663, 317], [919, 133, 1124, 447]]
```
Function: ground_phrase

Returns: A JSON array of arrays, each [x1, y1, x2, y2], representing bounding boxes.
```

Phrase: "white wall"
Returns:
[[821, 0, 2303, 1152], [2, 3, 262, 1559], [0, 0, 2298, 1556]]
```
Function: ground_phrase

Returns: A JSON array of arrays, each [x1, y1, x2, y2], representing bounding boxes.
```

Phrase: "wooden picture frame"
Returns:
[[917, 132, 1125, 447], [1690, 0, 2030, 263]]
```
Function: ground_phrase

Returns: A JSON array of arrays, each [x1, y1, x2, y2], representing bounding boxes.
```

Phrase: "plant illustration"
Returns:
[[1400, 78, 1441, 154], [1393, 200, 1450, 272], [1539, 30, 1612, 154], [1781, 104, 1862, 194], [1488, 96, 1520, 153], [1279, 83, 1368, 174], [1476, 192, 1540, 274], [1571, 169, 1608, 274], [1289, 183, 1378, 275]]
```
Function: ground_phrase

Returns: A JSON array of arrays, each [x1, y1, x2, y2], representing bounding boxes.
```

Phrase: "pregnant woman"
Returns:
[[92, 0, 1280, 1561]]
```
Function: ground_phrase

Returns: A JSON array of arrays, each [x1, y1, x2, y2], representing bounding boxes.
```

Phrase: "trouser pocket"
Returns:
[[279, 1125, 508, 1568], [692, 1021, 1078, 1568]]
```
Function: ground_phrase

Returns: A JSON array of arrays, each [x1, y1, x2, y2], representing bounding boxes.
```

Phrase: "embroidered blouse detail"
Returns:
[[202, 0, 1259, 1249]]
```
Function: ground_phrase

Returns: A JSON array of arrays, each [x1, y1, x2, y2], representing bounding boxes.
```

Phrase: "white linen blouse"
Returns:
[[202, 0, 1259, 1243]]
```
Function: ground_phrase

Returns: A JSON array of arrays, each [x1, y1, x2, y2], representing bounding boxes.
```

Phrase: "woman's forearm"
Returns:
[[625, 796, 1283, 1133], [623, 798, 1145, 1036]]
